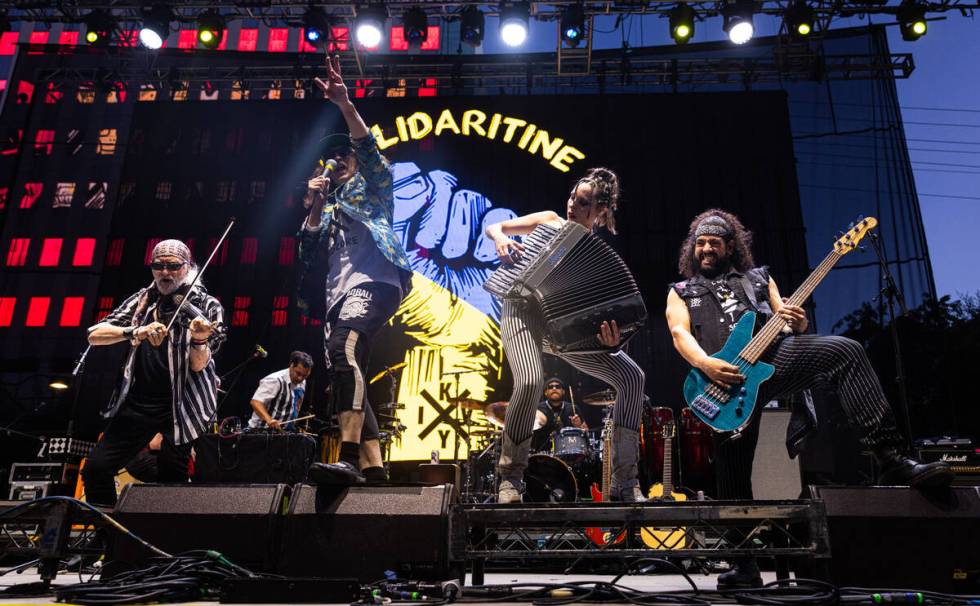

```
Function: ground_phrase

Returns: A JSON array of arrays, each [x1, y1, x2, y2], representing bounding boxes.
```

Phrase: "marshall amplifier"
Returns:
[[917, 447, 980, 486]]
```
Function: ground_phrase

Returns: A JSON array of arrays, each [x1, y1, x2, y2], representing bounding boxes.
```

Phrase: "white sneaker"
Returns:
[[498, 479, 523, 504]]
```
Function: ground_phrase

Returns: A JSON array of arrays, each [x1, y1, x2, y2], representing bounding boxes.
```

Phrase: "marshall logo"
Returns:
[[941, 454, 968, 463]]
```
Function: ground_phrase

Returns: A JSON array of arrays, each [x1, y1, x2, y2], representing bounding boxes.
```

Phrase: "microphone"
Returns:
[[320, 158, 338, 178], [254, 345, 268, 358]]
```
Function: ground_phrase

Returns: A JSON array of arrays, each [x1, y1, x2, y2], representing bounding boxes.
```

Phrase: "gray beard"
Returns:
[[155, 278, 180, 295]]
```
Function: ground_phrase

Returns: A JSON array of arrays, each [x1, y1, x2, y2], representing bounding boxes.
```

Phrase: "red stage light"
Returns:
[[72, 238, 96, 266], [39, 238, 63, 267], [0, 297, 15, 326], [26, 297, 50, 327], [6, 238, 29, 266], [60, 297, 85, 327]]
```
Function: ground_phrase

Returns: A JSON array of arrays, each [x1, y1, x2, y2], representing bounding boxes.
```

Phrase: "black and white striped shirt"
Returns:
[[97, 285, 226, 445], [248, 368, 307, 429]]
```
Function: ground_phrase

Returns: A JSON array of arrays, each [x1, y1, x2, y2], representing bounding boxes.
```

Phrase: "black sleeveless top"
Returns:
[[670, 266, 773, 356]]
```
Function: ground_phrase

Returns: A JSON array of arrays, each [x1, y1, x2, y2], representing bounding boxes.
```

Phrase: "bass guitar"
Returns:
[[684, 217, 877, 433]]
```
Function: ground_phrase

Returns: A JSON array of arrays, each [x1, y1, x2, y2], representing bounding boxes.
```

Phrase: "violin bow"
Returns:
[[165, 217, 236, 333]]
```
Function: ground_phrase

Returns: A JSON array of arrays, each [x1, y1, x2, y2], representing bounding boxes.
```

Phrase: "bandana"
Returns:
[[694, 215, 732, 238], [151, 239, 192, 263]]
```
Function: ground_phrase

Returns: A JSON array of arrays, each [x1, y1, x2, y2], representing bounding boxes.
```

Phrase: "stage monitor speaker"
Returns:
[[105, 483, 288, 577], [808, 485, 980, 592], [280, 483, 461, 583], [751, 408, 802, 499]]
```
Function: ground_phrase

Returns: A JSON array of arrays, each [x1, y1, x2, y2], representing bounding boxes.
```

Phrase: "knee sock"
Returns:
[[339, 441, 360, 468]]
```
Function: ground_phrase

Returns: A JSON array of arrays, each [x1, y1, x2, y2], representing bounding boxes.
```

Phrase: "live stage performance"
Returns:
[[1, 3, 979, 605]]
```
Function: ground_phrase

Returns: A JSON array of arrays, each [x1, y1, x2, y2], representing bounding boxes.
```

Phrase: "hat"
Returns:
[[151, 239, 192, 263], [319, 133, 352, 157], [544, 377, 566, 389]]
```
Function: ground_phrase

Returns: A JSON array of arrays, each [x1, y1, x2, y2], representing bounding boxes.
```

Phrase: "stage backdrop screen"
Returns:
[[1, 88, 807, 462]]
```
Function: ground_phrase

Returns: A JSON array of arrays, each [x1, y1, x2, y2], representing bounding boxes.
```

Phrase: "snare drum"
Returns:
[[553, 427, 591, 464], [524, 454, 578, 503]]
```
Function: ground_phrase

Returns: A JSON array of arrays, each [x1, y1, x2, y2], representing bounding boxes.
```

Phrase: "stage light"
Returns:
[[84, 9, 115, 46], [560, 3, 586, 46], [303, 7, 330, 45], [460, 6, 485, 47], [48, 379, 69, 390], [722, 0, 755, 45], [139, 4, 172, 49], [403, 7, 429, 46], [668, 4, 695, 44], [196, 10, 225, 49], [898, 0, 927, 40], [499, 2, 530, 47], [355, 6, 387, 48], [784, 1, 814, 38]]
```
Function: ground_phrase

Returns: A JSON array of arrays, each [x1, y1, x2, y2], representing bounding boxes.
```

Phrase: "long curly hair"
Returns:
[[677, 208, 755, 278], [574, 167, 620, 234]]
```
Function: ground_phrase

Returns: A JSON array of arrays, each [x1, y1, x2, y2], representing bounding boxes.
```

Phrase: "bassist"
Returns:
[[665, 210, 952, 588]]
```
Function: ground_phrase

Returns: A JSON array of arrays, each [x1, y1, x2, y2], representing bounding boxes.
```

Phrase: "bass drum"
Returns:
[[524, 454, 578, 503]]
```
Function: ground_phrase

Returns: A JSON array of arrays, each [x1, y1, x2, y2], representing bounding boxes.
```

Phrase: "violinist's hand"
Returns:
[[189, 317, 213, 343], [138, 322, 168, 347]]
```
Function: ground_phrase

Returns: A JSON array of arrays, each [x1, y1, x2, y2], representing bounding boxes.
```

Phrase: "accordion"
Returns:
[[484, 221, 647, 353]]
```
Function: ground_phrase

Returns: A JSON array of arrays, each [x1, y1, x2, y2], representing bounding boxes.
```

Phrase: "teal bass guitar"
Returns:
[[683, 217, 877, 433]]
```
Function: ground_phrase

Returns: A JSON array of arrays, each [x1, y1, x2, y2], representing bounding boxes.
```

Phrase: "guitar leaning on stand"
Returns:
[[684, 217, 878, 433], [585, 416, 626, 546], [640, 420, 687, 549]]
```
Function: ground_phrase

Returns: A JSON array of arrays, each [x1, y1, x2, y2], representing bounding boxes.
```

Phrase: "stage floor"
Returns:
[[0, 569, 780, 605]]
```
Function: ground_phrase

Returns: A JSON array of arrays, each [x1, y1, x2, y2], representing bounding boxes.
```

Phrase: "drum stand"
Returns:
[[375, 366, 406, 468]]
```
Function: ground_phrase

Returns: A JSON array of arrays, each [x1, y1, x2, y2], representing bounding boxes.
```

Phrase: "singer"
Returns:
[[82, 239, 226, 506], [248, 351, 313, 431], [298, 55, 413, 485]]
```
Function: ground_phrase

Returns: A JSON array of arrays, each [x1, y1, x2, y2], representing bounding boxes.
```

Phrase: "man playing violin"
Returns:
[[83, 239, 226, 506]]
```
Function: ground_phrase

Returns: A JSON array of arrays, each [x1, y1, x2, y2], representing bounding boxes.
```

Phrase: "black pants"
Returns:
[[714, 334, 905, 500], [323, 283, 401, 443], [82, 406, 192, 507]]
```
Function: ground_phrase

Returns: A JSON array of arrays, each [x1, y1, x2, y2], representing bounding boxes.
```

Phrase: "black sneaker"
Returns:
[[717, 559, 763, 590], [308, 461, 366, 485]]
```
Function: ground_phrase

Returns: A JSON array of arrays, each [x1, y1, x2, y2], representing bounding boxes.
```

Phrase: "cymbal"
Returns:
[[369, 362, 407, 384], [448, 397, 487, 411], [582, 389, 616, 406]]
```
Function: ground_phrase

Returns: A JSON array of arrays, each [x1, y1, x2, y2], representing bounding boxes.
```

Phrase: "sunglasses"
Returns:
[[151, 261, 185, 271], [546, 384, 563, 389]]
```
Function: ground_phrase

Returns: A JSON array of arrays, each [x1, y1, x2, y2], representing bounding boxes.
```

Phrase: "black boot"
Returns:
[[308, 461, 366, 485], [717, 558, 763, 590], [875, 448, 954, 488]]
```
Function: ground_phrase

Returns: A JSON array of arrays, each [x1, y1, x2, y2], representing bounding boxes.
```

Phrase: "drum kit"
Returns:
[[458, 395, 718, 502]]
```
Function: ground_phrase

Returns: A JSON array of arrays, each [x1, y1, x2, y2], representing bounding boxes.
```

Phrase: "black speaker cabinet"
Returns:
[[279, 483, 461, 583], [808, 485, 980, 592], [194, 433, 316, 485], [105, 483, 288, 576]]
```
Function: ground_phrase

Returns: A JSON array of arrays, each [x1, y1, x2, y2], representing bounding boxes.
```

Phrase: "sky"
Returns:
[[479, 10, 979, 300]]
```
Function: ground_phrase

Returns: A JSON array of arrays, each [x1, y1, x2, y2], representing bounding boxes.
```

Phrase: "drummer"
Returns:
[[531, 377, 587, 452]]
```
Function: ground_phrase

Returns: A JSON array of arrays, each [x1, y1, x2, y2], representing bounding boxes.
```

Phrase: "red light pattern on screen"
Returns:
[[0, 298, 15, 327], [39, 238, 63, 267], [272, 296, 288, 327], [238, 28, 258, 51], [60, 297, 85, 327], [73, 238, 96, 267], [26, 297, 50, 327], [278, 237, 295, 265], [6, 238, 29, 267]]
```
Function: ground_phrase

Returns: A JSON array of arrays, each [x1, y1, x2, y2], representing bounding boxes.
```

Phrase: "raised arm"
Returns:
[[314, 54, 368, 139], [485, 211, 562, 264]]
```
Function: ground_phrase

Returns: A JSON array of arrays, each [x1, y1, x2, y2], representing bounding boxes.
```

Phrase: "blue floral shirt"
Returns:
[[297, 133, 412, 319]]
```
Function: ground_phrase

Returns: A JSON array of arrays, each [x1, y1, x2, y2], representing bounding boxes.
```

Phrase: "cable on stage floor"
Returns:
[[53, 550, 277, 605]]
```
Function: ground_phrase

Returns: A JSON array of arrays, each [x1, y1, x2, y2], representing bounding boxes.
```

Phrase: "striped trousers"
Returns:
[[715, 334, 905, 500], [500, 299, 645, 446]]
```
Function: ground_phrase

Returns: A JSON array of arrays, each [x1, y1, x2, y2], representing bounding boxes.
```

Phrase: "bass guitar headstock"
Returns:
[[834, 216, 878, 255]]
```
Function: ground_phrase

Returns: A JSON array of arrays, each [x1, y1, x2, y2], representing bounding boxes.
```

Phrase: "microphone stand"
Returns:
[[66, 344, 92, 441], [868, 230, 914, 452], [214, 350, 264, 420]]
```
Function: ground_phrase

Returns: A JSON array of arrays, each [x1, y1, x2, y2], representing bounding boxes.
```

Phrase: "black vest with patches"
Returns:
[[671, 267, 773, 356]]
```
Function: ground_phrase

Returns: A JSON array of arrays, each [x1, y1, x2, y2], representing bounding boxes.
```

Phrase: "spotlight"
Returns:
[[48, 379, 69, 391], [84, 9, 115, 46], [303, 7, 331, 45], [139, 4, 172, 49], [355, 5, 387, 48], [897, 0, 927, 41], [403, 7, 429, 46], [722, 0, 755, 45], [460, 6, 485, 47], [560, 3, 586, 47], [499, 2, 530, 47], [784, 1, 814, 38], [196, 10, 225, 49], [668, 3, 695, 44]]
